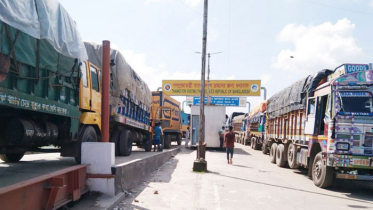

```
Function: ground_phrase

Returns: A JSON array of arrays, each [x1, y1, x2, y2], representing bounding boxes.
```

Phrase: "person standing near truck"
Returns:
[[185, 127, 190, 149], [153, 122, 162, 152], [218, 126, 225, 151], [224, 126, 235, 164]]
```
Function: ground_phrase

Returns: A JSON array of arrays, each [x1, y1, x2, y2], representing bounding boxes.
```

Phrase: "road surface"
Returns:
[[116, 144, 373, 210]]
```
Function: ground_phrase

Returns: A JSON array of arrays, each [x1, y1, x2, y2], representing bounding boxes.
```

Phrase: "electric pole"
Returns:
[[193, 0, 208, 172]]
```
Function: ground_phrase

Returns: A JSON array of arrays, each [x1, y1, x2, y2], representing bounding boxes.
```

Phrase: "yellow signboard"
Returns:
[[162, 80, 261, 96]]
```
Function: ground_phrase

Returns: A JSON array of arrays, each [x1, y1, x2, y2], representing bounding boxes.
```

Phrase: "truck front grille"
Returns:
[[364, 133, 373, 155]]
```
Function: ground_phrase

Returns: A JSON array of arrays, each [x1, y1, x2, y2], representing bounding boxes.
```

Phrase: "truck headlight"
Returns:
[[336, 142, 350, 151]]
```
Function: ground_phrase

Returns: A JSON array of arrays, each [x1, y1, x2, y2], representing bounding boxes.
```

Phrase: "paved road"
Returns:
[[117, 144, 373, 210]]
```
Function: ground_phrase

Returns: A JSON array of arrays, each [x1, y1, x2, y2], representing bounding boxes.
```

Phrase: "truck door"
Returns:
[[79, 62, 101, 113], [89, 64, 101, 114], [79, 62, 91, 110], [153, 107, 172, 129], [304, 97, 317, 135]]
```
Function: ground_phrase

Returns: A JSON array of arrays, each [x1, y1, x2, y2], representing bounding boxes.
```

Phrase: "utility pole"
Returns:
[[193, 0, 208, 172], [206, 52, 222, 105]]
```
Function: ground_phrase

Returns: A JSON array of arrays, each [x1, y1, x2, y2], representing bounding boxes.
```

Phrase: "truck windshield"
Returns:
[[339, 92, 373, 114]]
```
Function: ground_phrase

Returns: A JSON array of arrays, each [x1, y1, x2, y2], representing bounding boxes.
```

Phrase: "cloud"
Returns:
[[184, 0, 203, 8], [119, 49, 200, 91], [272, 18, 365, 74], [208, 28, 220, 42], [145, 0, 202, 8], [260, 73, 272, 85], [226, 75, 235, 80], [370, 0, 373, 7]]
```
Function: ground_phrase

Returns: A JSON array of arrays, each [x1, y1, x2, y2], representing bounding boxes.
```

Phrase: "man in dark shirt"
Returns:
[[224, 126, 235, 164]]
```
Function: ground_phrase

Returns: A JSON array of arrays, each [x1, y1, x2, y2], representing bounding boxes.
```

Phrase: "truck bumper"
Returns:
[[336, 173, 373, 181], [328, 154, 373, 181], [328, 154, 373, 168]]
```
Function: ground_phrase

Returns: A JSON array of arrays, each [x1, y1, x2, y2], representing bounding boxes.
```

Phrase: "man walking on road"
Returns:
[[224, 126, 235, 164], [218, 126, 225, 151], [185, 127, 190, 148]]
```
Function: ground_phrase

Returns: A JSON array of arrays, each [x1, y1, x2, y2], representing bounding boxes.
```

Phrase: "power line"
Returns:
[[178, 0, 202, 16], [298, 0, 373, 16]]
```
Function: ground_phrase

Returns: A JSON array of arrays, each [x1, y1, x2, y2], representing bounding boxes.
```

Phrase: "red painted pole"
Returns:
[[101, 40, 110, 142]]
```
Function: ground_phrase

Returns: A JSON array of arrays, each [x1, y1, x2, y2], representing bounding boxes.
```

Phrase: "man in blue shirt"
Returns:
[[153, 122, 162, 152], [218, 126, 225, 151]]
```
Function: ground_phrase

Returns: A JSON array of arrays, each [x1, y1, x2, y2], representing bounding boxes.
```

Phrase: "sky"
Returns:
[[59, 0, 373, 115]]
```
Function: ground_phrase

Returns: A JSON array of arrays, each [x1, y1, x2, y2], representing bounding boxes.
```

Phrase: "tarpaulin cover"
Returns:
[[250, 100, 267, 118], [0, 0, 87, 60], [0, 20, 77, 73], [308, 69, 333, 97], [233, 114, 245, 124], [84, 42, 152, 110], [267, 76, 313, 119]]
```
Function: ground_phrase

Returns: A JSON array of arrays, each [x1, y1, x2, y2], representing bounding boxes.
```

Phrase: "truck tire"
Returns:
[[144, 133, 152, 152], [75, 126, 98, 164], [253, 138, 260, 150], [276, 144, 286, 167], [287, 143, 299, 169], [177, 134, 182, 145], [110, 129, 121, 156], [270, 143, 277, 164], [0, 153, 25, 162], [312, 152, 334, 188], [262, 142, 269, 154], [251, 137, 255, 149], [118, 130, 132, 156], [164, 134, 171, 149]]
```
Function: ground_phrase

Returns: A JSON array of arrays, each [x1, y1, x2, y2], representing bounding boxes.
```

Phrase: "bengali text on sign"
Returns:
[[162, 80, 261, 96]]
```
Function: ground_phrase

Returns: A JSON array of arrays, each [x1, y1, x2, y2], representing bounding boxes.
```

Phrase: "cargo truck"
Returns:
[[151, 91, 182, 149], [263, 64, 373, 188], [0, 2, 155, 163], [249, 101, 267, 151], [180, 111, 190, 138], [226, 112, 245, 131], [84, 42, 153, 158], [232, 114, 248, 145]]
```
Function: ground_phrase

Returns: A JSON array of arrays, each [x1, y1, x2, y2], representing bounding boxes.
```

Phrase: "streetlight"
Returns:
[[195, 51, 222, 105]]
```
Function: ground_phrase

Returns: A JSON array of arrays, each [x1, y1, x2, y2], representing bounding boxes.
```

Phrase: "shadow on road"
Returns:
[[292, 167, 373, 203], [233, 148, 251, 156], [231, 164, 253, 169], [208, 170, 373, 205]]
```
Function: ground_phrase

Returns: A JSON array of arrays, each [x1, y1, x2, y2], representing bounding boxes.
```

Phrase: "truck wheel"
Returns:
[[262, 142, 269, 154], [164, 134, 171, 149], [270, 143, 277, 164], [144, 133, 152, 152], [110, 129, 121, 156], [251, 137, 255, 149], [0, 153, 25, 162], [287, 143, 299, 169], [276, 144, 286, 167], [312, 152, 334, 188], [75, 126, 98, 164], [118, 130, 132, 156], [254, 138, 260, 150], [177, 134, 182, 146]]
